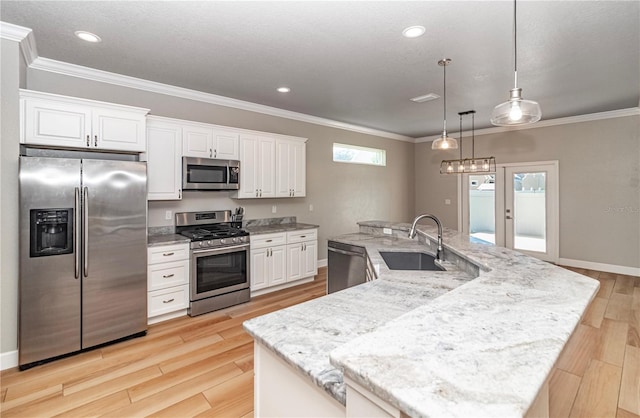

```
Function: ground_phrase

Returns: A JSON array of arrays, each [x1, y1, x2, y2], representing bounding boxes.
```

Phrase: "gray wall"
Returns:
[[415, 116, 640, 268], [1, 38, 23, 354]]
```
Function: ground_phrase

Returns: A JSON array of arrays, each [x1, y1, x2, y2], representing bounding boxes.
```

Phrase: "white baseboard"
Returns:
[[1, 349, 18, 371], [318, 258, 327, 268], [557, 258, 640, 276]]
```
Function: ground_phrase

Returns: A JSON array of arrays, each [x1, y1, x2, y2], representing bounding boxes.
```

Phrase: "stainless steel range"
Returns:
[[176, 210, 250, 316]]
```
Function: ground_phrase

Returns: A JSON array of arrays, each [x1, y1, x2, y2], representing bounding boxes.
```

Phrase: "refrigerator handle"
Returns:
[[74, 187, 81, 279], [83, 186, 89, 278]]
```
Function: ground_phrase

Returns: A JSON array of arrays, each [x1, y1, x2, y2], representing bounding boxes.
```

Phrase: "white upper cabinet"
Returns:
[[182, 124, 239, 160], [237, 133, 305, 200], [20, 90, 148, 152], [276, 138, 306, 197], [238, 133, 276, 198], [146, 117, 182, 200]]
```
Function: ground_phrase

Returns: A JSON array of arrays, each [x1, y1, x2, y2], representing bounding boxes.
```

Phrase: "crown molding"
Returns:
[[0, 21, 38, 65], [30, 57, 415, 142], [415, 107, 640, 143]]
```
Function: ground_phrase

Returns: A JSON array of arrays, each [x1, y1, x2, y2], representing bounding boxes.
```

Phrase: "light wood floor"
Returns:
[[1, 266, 638, 418]]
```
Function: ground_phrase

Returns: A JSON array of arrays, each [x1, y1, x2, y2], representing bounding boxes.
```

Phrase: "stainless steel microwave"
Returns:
[[182, 157, 240, 191]]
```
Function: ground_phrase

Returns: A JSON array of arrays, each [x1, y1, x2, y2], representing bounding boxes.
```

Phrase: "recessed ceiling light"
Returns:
[[410, 93, 440, 103], [277, 87, 291, 93], [74, 31, 102, 43], [402, 26, 425, 38]]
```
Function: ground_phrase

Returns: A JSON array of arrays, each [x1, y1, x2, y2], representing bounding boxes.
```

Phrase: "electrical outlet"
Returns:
[[272, 205, 277, 214], [445, 199, 451, 205], [383, 228, 392, 235], [165, 210, 172, 220], [309, 204, 314, 212]]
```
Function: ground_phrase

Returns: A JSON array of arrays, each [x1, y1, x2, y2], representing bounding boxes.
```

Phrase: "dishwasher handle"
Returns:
[[328, 246, 365, 258]]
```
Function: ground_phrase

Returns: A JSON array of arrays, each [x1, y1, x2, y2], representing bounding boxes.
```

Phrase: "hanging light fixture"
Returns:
[[432, 58, 458, 150], [490, 0, 541, 126], [440, 110, 496, 174]]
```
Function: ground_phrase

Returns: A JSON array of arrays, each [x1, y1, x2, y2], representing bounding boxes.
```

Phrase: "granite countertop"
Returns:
[[147, 234, 190, 247], [243, 222, 319, 235], [243, 221, 600, 417]]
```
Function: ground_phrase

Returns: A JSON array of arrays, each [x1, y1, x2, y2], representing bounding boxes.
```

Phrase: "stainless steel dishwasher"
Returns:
[[327, 240, 366, 294]]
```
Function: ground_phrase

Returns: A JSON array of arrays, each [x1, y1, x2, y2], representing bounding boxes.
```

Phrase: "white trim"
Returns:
[[1, 350, 18, 371], [318, 258, 327, 268], [0, 21, 38, 64], [416, 108, 640, 143], [557, 258, 640, 277], [29, 57, 415, 142]]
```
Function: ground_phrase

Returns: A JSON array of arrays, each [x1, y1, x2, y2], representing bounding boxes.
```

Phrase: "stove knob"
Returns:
[[198, 241, 204, 247], [220, 239, 226, 245], [207, 240, 213, 246], [232, 237, 238, 243]]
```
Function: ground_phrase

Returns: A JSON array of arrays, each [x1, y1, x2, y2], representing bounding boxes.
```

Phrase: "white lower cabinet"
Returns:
[[250, 228, 318, 295], [147, 242, 190, 323], [250, 232, 287, 291]]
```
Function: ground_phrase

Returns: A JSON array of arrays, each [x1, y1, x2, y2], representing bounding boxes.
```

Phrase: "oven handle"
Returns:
[[191, 243, 250, 255]]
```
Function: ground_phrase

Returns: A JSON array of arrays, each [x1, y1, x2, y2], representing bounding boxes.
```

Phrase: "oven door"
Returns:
[[190, 243, 249, 301]]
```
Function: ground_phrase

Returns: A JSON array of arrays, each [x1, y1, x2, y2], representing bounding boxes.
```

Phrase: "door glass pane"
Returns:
[[469, 174, 495, 244], [513, 172, 546, 252]]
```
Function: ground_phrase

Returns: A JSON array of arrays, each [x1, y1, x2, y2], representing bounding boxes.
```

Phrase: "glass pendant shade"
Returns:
[[432, 131, 458, 150], [490, 88, 542, 126]]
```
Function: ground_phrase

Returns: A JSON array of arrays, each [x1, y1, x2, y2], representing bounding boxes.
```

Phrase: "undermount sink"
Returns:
[[379, 251, 445, 271]]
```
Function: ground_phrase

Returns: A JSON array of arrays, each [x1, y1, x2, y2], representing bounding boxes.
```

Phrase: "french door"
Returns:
[[461, 161, 558, 262]]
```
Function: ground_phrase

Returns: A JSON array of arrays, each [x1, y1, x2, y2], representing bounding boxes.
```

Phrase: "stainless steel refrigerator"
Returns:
[[19, 153, 148, 369]]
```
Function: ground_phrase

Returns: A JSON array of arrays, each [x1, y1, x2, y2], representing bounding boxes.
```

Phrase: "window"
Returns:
[[332, 143, 386, 166]]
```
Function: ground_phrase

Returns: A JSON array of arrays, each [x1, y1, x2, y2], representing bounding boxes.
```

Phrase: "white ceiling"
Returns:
[[1, 1, 638, 138]]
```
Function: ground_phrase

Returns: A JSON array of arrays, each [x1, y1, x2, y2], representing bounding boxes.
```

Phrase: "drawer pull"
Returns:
[[266, 239, 273, 243], [162, 252, 175, 256], [163, 298, 175, 304], [162, 273, 175, 278], [300, 235, 306, 238]]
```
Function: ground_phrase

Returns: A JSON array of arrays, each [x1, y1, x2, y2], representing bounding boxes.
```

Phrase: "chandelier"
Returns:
[[440, 110, 496, 174]]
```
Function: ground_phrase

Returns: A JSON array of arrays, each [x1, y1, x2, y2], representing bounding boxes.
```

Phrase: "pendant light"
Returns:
[[432, 58, 458, 150], [490, 0, 541, 126], [440, 110, 496, 174]]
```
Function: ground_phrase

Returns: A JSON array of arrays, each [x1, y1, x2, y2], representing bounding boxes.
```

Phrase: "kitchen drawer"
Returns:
[[250, 232, 287, 249], [148, 259, 189, 291], [148, 285, 188, 317], [286, 229, 317, 244], [148, 243, 189, 264]]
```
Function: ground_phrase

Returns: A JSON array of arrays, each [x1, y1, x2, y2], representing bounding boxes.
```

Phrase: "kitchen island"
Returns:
[[243, 221, 600, 417]]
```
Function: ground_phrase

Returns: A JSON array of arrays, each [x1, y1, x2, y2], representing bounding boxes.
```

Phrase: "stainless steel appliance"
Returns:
[[176, 210, 250, 316], [182, 157, 240, 191], [19, 150, 148, 369], [327, 240, 366, 294]]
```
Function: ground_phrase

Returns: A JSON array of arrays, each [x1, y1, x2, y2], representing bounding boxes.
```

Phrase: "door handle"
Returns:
[[83, 186, 89, 277], [74, 187, 80, 279]]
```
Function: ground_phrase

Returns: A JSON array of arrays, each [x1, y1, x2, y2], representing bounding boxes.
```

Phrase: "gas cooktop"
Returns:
[[175, 210, 249, 249]]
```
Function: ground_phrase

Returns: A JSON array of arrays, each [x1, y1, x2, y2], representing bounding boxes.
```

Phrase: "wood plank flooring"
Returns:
[[1, 266, 638, 417]]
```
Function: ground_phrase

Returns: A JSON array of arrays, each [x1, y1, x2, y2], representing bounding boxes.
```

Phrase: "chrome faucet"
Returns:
[[409, 214, 443, 261]]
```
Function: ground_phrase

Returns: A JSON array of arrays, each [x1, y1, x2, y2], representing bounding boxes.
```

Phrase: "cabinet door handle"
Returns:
[[255, 189, 259, 197], [163, 298, 175, 304], [209, 149, 212, 158], [304, 243, 307, 251], [86, 135, 90, 146], [162, 252, 175, 256], [178, 189, 181, 199], [214, 149, 217, 158], [94, 135, 98, 147], [162, 273, 175, 278]]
